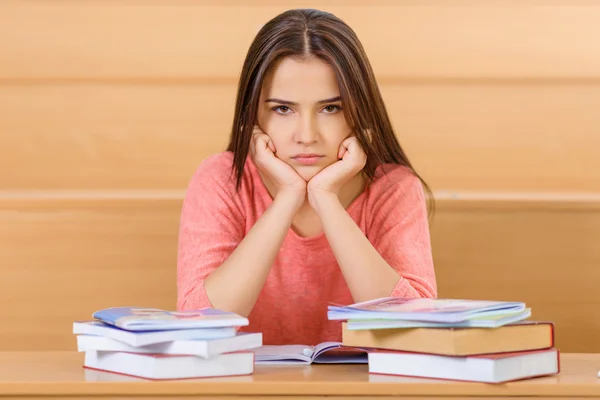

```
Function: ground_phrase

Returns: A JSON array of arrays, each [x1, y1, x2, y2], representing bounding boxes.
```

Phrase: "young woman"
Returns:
[[177, 8, 437, 345]]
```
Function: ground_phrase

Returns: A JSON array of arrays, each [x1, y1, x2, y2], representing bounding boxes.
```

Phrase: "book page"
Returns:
[[253, 345, 312, 363]]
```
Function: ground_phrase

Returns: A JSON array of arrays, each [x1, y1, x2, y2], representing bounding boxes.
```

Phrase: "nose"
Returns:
[[293, 116, 318, 145]]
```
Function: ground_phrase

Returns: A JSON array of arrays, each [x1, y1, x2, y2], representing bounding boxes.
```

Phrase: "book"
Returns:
[[367, 347, 560, 383], [84, 350, 255, 380], [92, 307, 248, 331], [253, 342, 368, 364], [345, 308, 531, 330], [73, 321, 237, 347], [328, 297, 526, 323], [77, 332, 263, 358], [342, 321, 554, 356]]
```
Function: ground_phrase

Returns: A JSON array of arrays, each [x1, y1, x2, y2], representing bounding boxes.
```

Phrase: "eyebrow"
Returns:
[[264, 96, 342, 105]]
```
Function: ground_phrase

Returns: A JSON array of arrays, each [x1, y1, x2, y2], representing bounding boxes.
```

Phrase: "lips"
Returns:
[[291, 154, 324, 165]]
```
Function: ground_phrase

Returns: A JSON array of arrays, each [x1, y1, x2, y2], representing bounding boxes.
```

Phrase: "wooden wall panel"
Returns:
[[431, 201, 600, 352], [2, 84, 598, 191], [1, 1, 600, 80], [0, 0, 598, 355], [0, 196, 599, 352], [0, 84, 236, 190], [0, 196, 181, 350], [382, 84, 600, 192]]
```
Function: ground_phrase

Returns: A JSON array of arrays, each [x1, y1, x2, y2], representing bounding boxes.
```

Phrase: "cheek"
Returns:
[[263, 120, 292, 154], [319, 115, 351, 151]]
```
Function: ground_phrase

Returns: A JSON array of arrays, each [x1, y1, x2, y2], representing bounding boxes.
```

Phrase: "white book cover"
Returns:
[[84, 350, 255, 380], [368, 348, 559, 383], [77, 332, 262, 358], [73, 321, 236, 347]]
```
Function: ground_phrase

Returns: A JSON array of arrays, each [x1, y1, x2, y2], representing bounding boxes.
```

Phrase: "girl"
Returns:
[[177, 8, 437, 345]]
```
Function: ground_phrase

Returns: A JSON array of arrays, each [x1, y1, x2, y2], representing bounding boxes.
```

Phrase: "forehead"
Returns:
[[262, 56, 340, 100]]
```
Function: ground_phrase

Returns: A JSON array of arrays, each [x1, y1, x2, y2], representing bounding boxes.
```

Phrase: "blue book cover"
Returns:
[[328, 297, 526, 323], [92, 307, 249, 331]]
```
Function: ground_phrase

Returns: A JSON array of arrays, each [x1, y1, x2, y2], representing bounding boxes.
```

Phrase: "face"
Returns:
[[256, 56, 352, 181]]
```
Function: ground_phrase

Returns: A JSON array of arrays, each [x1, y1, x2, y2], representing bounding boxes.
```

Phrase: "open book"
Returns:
[[253, 342, 368, 365]]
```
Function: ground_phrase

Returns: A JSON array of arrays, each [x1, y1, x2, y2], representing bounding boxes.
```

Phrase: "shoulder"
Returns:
[[182, 152, 239, 202], [193, 151, 236, 180], [368, 164, 426, 202]]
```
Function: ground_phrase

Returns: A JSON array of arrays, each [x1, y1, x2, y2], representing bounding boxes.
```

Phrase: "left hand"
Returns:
[[307, 136, 367, 206]]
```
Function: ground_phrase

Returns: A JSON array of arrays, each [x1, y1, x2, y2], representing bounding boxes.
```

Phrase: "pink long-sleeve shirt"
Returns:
[[177, 151, 437, 345]]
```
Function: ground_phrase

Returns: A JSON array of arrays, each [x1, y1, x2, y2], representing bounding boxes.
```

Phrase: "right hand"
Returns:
[[250, 126, 307, 201]]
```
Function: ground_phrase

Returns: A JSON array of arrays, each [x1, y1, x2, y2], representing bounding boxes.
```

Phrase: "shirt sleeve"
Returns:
[[367, 168, 438, 299], [176, 155, 245, 311]]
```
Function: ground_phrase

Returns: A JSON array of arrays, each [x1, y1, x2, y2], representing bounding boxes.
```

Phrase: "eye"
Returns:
[[272, 105, 292, 115], [322, 105, 342, 114]]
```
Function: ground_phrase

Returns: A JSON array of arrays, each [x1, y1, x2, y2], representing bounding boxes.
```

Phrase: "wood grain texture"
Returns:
[[430, 201, 600, 353], [1, 83, 599, 191], [0, 352, 599, 398], [1, 1, 600, 80], [0, 195, 181, 350], [1, 194, 598, 352]]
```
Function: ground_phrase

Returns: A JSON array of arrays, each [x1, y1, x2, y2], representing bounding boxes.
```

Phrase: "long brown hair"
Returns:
[[226, 8, 434, 214]]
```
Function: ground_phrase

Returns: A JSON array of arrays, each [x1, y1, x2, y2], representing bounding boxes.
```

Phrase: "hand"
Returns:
[[307, 136, 367, 207], [250, 126, 306, 202]]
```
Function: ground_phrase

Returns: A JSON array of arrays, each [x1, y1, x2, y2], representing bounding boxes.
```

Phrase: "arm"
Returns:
[[204, 191, 301, 317], [311, 171, 437, 303], [177, 159, 302, 317]]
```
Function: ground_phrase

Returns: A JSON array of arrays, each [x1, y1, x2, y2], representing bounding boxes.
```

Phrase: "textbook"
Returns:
[[73, 321, 237, 347], [84, 350, 255, 380], [253, 342, 368, 364], [77, 332, 263, 358], [368, 348, 560, 383], [345, 308, 531, 330], [342, 321, 555, 356], [328, 297, 526, 323], [92, 307, 248, 331]]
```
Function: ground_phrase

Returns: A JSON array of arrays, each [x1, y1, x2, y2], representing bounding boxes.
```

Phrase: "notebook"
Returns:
[[73, 321, 237, 347], [328, 297, 526, 323], [368, 348, 560, 383], [92, 306, 248, 331], [84, 350, 255, 380], [77, 331, 262, 358], [345, 308, 531, 330]]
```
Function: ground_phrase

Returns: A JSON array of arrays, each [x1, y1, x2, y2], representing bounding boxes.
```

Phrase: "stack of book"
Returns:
[[328, 297, 560, 383], [73, 307, 262, 380]]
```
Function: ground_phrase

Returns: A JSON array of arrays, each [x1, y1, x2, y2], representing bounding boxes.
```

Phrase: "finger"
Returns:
[[338, 137, 353, 158], [338, 144, 347, 159], [267, 137, 276, 153]]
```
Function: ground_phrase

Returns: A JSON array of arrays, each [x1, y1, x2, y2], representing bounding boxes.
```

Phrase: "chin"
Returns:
[[294, 166, 324, 182]]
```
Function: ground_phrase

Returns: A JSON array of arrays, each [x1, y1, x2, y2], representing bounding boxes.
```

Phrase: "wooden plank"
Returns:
[[0, 84, 236, 190], [1, 83, 599, 191], [0, 195, 181, 350], [0, 194, 599, 351], [381, 83, 600, 192], [1, 1, 600, 79], [431, 203, 600, 353]]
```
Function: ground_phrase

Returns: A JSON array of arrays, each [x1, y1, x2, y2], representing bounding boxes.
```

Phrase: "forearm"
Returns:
[[313, 193, 401, 303], [204, 192, 302, 317]]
